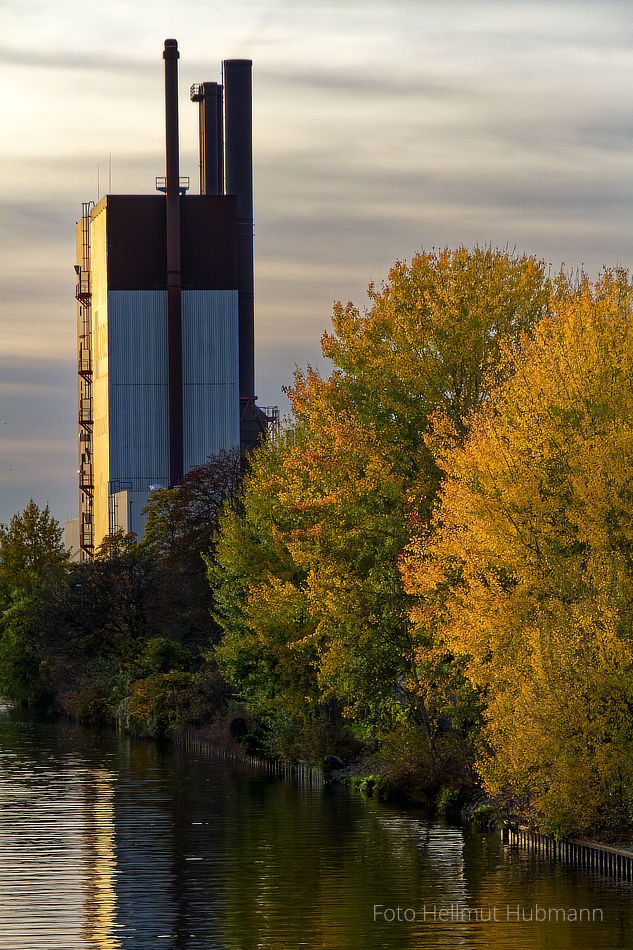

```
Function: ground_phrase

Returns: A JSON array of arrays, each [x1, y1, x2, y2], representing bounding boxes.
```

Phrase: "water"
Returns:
[[0, 706, 632, 950]]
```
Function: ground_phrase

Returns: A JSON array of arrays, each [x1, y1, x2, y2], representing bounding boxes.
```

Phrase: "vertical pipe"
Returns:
[[216, 84, 225, 193], [163, 38, 183, 486], [197, 82, 224, 195], [223, 59, 255, 438]]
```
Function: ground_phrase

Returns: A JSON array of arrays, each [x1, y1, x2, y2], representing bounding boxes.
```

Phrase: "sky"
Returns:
[[2, 0, 633, 527]]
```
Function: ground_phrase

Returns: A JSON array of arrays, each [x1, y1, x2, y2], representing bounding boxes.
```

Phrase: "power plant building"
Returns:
[[66, 41, 273, 558]]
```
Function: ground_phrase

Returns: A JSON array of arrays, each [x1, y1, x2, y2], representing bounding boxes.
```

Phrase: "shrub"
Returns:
[[378, 721, 475, 804], [127, 670, 195, 737], [135, 637, 194, 677], [259, 710, 364, 764], [437, 787, 461, 819]]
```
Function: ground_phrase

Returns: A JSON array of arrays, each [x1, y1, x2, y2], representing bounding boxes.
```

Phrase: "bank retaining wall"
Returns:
[[503, 824, 633, 882], [176, 729, 324, 787]]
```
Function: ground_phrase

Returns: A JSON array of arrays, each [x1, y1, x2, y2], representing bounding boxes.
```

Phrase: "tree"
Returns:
[[0, 595, 48, 703], [403, 270, 633, 836], [142, 449, 244, 650], [210, 429, 320, 717], [0, 501, 69, 702], [212, 248, 550, 739], [0, 500, 69, 603]]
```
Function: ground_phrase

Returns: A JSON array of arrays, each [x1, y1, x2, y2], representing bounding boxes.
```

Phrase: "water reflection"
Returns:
[[0, 708, 632, 949]]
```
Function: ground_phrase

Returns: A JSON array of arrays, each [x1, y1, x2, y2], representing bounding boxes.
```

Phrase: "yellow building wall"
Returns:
[[90, 203, 110, 550]]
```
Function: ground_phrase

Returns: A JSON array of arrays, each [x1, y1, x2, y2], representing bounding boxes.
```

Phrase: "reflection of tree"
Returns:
[[3, 710, 631, 950], [108, 739, 182, 949], [218, 781, 466, 950]]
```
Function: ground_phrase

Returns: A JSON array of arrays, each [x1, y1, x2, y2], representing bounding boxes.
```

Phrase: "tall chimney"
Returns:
[[223, 59, 254, 428], [163, 38, 183, 486], [192, 82, 224, 196]]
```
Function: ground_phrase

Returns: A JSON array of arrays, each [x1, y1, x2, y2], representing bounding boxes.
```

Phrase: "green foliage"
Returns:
[[257, 707, 365, 764], [183, 665, 234, 726], [0, 455, 240, 731], [212, 247, 549, 740], [127, 670, 196, 737], [210, 431, 319, 717], [358, 775, 380, 795], [142, 450, 243, 651], [0, 500, 69, 604], [118, 660, 230, 738], [135, 637, 194, 677], [95, 530, 139, 560], [469, 803, 497, 830], [378, 721, 475, 805], [238, 721, 272, 757], [0, 595, 45, 703], [436, 786, 461, 819], [63, 657, 130, 723], [55, 544, 155, 662]]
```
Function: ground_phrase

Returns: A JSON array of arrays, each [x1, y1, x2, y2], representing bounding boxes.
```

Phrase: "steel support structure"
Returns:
[[76, 200, 95, 558]]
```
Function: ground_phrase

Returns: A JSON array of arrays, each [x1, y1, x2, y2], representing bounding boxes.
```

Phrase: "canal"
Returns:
[[0, 705, 632, 949]]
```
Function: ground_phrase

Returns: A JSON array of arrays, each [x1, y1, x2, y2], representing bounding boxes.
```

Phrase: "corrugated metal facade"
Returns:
[[104, 289, 239, 538], [182, 290, 240, 470], [107, 290, 170, 499]]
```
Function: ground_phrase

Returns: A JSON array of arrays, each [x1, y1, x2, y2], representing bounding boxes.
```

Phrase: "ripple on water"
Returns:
[[0, 710, 631, 950]]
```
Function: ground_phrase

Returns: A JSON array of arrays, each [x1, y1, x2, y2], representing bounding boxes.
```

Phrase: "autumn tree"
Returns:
[[212, 248, 550, 743], [403, 270, 633, 836]]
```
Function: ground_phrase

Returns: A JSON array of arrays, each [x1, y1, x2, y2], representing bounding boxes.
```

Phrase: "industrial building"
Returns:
[[66, 40, 275, 559]]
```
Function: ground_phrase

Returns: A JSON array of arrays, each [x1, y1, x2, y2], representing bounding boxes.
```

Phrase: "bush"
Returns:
[[358, 775, 380, 795], [135, 637, 194, 677], [185, 666, 233, 726], [259, 710, 364, 764], [378, 721, 475, 805], [437, 787, 461, 819], [124, 661, 232, 737], [62, 657, 129, 723], [127, 670, 195, 737]]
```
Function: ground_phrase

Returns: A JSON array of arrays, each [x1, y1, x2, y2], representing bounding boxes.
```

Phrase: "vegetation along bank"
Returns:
[[2, 246, 633, 844]]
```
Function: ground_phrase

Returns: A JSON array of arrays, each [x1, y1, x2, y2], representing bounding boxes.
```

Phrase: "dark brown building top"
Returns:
[[90, 195, 238, 292]]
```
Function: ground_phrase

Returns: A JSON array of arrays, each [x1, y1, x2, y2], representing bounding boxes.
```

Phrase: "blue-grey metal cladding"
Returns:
[[107, 291, 170, 487], [181, 290, 240, 471], [110, 488, 152, 540]]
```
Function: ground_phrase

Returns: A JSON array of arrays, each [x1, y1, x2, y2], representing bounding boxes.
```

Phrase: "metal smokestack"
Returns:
[[191, 82, 224, 196], [163, 38, 183, 486], [223, 59, 254, 428]]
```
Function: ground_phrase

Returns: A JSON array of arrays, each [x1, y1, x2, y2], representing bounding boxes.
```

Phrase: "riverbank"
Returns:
[[155, 721, 633, 883], [13, 693, 633, 883]]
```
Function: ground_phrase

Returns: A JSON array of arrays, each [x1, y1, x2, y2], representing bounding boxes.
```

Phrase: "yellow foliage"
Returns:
[[403, 270, 633, 836], [214, 247, 549, 728]]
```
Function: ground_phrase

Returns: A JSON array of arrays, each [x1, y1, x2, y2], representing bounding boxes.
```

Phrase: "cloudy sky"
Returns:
[[2, 0, 633, 527]]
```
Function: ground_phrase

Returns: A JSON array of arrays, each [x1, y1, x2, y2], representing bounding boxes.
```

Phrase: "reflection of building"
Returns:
[[81, 768, 126, 950], [66, 40, 276, 559]]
